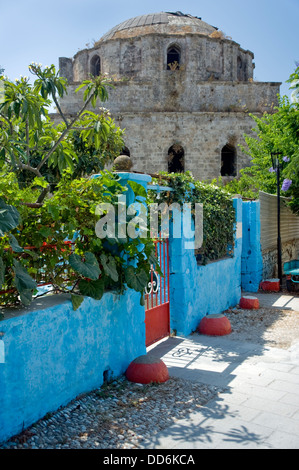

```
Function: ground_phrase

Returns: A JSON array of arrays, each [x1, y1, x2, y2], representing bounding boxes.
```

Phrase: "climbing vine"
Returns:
[[148, 171, 236, 264]]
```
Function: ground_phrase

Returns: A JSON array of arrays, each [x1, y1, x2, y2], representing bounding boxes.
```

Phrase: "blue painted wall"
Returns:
[[169, 198, 243, 336], [0, 171, 265, 444], [0, 290, 146, 443], [241, 201, 263, 292]]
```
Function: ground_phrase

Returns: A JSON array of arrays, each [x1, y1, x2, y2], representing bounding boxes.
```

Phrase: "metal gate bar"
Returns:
[[145, 239, 170, 347]]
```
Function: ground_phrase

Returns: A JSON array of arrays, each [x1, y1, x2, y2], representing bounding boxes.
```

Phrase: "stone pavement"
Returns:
[[145, 292, 299, 449], [249, 290, 299, 311]]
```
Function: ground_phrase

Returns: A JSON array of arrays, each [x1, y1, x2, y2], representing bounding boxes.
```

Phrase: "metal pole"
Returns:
[[277, 162, 282, 288]]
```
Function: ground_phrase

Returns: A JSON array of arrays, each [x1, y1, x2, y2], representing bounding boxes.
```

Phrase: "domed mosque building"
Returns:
[[58, 11, 280, 180]]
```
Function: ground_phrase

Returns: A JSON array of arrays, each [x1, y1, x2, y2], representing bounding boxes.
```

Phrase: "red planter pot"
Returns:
[[260, 279, 280, 292], [198, 314, 232, 336], [239, 296, 260, 310], [126, 355, 169, 384]]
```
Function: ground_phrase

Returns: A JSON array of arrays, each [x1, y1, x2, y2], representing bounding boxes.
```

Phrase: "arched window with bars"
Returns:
[[167, 46, 181, 70]]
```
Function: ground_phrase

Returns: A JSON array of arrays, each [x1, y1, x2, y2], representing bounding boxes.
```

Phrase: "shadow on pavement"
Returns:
[[144, 290, 299, 448]]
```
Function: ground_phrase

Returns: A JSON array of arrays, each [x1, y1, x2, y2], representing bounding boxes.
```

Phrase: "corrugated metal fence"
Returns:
[[259, 191, 299, 252]]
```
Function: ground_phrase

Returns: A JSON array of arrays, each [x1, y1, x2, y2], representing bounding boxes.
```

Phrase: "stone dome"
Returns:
[[96, 11, 218, 44]]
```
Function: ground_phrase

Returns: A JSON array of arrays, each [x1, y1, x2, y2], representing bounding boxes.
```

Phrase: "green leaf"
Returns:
[[0, 198, 20, 236], [0, 148, 6, 164], [71, 294, 84, 311], [8, 234, 24, 253], [100, 253, 118, 282], [32, 177, 48, 188], [140, 293, 145, 306], [13, 260, 37, 305], [75, 81, 92, 93], [127, 181, 147, 198], [78, 278, 105, 300], [23, 249, 40, 261], [69, 252, 101, 280], [39, 227, 52, 238], [124, 265, 148, 292], [46, 205, 60, 220], [19, 289, 34, 307]]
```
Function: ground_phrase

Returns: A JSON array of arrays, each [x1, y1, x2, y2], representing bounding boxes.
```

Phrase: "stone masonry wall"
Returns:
[[57, 21, 280, 181], [60, 80, 280, 116], [57, 79, 279, 180], [65, 34, 255, 83], [112, 111, 257, 180]]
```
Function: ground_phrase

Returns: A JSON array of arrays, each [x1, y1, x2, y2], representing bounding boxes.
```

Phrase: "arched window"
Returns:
[[90, 55, 101, 77], [237, 56, 247, 81], [168, 144, 184, 173], [221, 144, 236, 176], [167, 46, 181, 70]]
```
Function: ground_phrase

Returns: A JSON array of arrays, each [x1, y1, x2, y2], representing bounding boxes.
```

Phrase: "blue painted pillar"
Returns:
[[233, 197, 243, 264], [168, 198, 243, 336], [241, 201, 263, 292], [168, 204, 198, 335]]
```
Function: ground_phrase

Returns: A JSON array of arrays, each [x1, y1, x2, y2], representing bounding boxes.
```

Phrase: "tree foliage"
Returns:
[[0, 63, 124, 200], [0, 64, 158, 310], [222, 65, 299, 214], [0, 170, 157, 309], [287, 63, 299, 104]]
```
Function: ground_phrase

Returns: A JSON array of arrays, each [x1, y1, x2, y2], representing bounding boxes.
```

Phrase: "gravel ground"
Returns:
[[1, 289, 299, 450], [0, 378, 223, 449]]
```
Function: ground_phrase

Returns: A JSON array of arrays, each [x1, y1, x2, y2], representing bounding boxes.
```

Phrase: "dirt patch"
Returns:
[[224, 291, 299, 349]]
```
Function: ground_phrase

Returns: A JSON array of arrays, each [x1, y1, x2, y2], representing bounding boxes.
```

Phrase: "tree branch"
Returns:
[[20, 201, 43, 208], [25, 119, 30, 159], [37, 91, 95, 172], [36, 186, 50, 204], [52, 92, 69, 127], [0, 112, 13, 134], [18, 163, 43, 177], [70, 126, 93, 131]]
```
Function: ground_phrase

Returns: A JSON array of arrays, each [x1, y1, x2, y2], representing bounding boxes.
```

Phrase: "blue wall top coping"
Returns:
[[116, 172, 152, 184], [0, 293, 70, 321], [148, 184, 173, 192], [90, 172, 152, 185]]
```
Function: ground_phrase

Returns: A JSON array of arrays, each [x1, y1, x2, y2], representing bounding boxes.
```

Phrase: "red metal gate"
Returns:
[[145, 239, 170, 347]]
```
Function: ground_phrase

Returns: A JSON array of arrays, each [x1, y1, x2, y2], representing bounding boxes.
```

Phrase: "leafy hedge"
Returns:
[[148, 172, 236, 264], [0, 170, 157, 310]]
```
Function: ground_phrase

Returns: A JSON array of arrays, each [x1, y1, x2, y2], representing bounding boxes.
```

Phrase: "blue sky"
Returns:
[[0, 0, 297, 98]]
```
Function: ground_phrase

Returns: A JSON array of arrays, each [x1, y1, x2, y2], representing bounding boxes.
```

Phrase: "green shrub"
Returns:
[[148, 172, 236, 264], [0, 170, 157, 309]]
